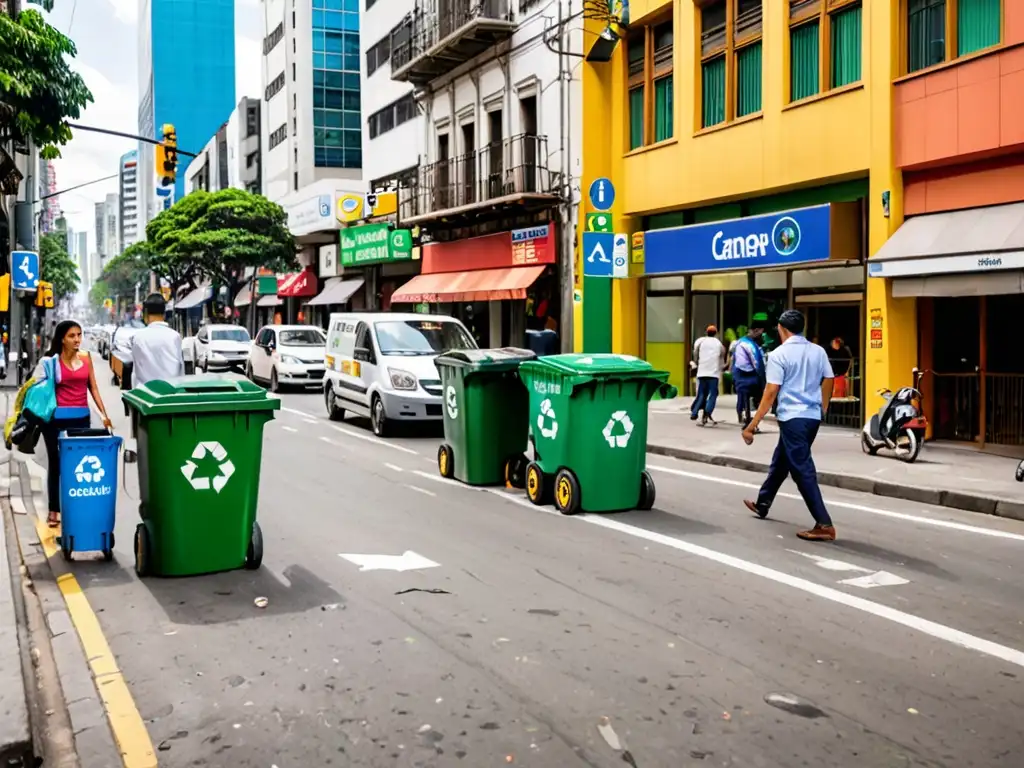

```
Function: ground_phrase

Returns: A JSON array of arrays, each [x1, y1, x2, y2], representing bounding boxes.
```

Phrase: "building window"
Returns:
[[700, 1, 762, 129], [625, 19, 674, 151], [367, 93, 418, 139], [269, 124, 288, 150], [246, 106, 260, 137], [265, 71, 286, 101], [263, 22, 284, 54], [366, 33, 391, 77], [907, 0, 999, 73], [312, 0, 362, 168], [789, 1, 862, 101]]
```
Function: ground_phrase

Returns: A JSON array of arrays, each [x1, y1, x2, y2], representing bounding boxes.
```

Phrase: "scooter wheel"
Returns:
[[860, 432, 879, 456]]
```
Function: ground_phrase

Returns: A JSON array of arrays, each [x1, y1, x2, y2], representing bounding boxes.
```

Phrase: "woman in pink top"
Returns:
[[42, 321, 112, 527]]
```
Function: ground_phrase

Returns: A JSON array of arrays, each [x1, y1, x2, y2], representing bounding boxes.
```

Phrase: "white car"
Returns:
[[247, 325, 326, 392], [195, 324, 252, 373]]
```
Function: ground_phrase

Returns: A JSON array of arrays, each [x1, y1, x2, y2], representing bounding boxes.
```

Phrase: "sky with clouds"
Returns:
[[45, 0, 262, 253]]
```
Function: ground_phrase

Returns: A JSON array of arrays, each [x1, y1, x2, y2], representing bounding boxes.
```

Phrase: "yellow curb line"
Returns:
[[35, 520, 157, 768]]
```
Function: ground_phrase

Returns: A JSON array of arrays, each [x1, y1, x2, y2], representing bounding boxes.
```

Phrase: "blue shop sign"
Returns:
[[644, 204, 834, 276]]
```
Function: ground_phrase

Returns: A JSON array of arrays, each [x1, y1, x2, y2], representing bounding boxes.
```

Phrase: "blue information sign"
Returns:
[[11, 251, 39, 291], [582, 232, 615, 277], [588, 178, 615, 211], [644, 204, 833, 276]]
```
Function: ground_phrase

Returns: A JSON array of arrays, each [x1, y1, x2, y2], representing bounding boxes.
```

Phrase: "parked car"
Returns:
[[247, 325, 326, 392], [322, 312, 476, 436], [195, 324, 252, 373]]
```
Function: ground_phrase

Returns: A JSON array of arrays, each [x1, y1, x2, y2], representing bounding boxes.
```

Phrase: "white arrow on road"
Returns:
[[788, 550, 909, 589], [339, 550, 440, 572]]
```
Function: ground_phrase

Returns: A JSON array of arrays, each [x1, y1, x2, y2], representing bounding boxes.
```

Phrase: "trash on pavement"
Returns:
[[254, 597, 269, 609]]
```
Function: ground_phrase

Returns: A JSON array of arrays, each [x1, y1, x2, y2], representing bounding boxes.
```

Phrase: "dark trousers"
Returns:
[[756, 417, 832, 527], [690, 376, 719, 419], [733, 370, 763, 425], [42, 415, 90, 515]]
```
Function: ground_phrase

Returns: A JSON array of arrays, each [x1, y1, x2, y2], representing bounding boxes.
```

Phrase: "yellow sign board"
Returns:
[[0, 274, 8, 312], [35, 281, 54, 308], [337, 191, 399, 223]]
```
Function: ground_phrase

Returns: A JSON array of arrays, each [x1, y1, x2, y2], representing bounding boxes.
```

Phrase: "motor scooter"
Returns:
[[861, 368, 927, 463]]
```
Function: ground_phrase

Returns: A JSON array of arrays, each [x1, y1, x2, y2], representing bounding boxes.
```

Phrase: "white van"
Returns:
[[323, 312, 477, 436]]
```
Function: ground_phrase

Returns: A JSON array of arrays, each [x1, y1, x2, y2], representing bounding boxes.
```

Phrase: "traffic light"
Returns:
[[156, 123, 178, 187]]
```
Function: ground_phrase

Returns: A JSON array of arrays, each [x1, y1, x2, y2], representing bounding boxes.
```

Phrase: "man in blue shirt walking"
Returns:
[[741, 310, 836, 541], [730, 320, 766, 428]]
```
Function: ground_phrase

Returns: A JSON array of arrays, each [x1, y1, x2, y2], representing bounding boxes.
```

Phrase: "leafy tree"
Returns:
[[146, 189, 296, 304], [0, 9, 93, 159], [98, 246, 150, 299], [88, 279, 110, 313], [39, 231, 79, 300]]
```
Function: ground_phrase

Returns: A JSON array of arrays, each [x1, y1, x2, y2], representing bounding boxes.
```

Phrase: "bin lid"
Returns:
[[522, 353, 656, 377], [434, 347, 537, 372], [122, 377, 282, 417]]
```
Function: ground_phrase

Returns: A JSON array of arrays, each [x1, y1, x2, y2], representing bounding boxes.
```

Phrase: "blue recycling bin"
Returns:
[[57, 429, 123, 562]]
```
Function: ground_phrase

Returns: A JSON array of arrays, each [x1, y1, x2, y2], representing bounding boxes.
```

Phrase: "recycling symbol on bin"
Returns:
[[537, 398, 558, 439], [180, 441, 236, 494], [445, 385, 458, 419], [602, 410, 634, 448], [74, 455, 104, 484]]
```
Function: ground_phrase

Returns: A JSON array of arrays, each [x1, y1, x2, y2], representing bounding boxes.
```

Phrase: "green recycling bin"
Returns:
[[435, 347, 536, 486], [121, 378, 280, 577], [517, 353, 677, 515]]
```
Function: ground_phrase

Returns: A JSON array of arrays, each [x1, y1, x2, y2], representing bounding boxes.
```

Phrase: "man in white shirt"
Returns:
[[690, 324, 726, 426], [131, 293, 184, 387]]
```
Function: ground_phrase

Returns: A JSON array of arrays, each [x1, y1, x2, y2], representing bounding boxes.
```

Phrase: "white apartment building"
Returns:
[[185, 98, 263, 194], [363, 0, 582, 347], [119, 150, 141, 250], [260, 0, 363, 206]]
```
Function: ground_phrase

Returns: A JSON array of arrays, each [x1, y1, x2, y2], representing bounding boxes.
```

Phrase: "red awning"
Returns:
[[277, 268, 318, 298], [390, 266, 546, 304]]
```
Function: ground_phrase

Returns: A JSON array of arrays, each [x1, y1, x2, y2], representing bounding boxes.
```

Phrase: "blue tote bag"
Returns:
[[23, 356, 59, 423]]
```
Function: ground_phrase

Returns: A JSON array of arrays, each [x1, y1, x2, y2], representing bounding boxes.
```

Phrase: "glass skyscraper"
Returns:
[[312, 0, 362, 169], [138, 0, 236, 214]]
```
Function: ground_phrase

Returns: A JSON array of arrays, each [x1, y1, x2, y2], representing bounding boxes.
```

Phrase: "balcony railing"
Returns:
[[399, 133, 555, 221], [391, 0, 516, 84]]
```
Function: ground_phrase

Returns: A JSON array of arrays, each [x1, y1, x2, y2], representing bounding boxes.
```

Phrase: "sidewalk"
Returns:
[[1, 460, 32, 766], [648, 396, 1024, 520]]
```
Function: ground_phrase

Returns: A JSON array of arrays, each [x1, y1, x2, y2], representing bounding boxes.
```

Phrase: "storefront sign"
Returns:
[[340, 223, 413, 267], [511, 225, 552, 266], [287, 194, 335, 236], [319, 243, 340, 277], [644, 204, 834, 275], [337, 191, 399, 223], [631, 232, 645, 264], [870, 308, 883, 349], [868, 250, 1024, 278]]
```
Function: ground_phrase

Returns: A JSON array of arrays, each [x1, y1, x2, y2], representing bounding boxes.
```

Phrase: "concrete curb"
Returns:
[[647, 443, 1024, 522], [0, 481, 33, 766]]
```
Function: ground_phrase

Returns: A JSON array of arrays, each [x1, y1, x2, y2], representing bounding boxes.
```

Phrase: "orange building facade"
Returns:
[[871, 1, 1024, 449]]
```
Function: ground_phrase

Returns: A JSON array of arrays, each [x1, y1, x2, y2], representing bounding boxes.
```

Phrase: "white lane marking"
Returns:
[[581, 514, 1024, 668], [385, 463, 404, 473], [338, 551, 440, 572], [281, 425, 298, 433], [413, 470, 1024, 667], [787, 550, 871, 573], [320, 436, 336, 444], [839, 571, 911, 589], [281, 406, 317, 419], [409, 485, 436, 497], [303, 418, 317, 425], [329, 424, 420, 455], [648, 464, 1024, 542]]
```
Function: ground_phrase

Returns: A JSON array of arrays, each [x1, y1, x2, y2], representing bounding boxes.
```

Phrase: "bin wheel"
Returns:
[[437, 444, 454, 479], [60, 535, 73, 562], [638, 470, 656, 511], [504, 453, 528, 489], [525, 462, 551, 506], [245, 521, 264, 570], [554, 469, 582, 516], [134, 524, 150, 578], [325, 388, 345, 422], [102, 532, 115, 562]]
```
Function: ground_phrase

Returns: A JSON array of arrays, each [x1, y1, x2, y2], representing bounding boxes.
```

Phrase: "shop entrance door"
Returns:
[[801, 301, 863, 429], [928, 297, 981, 443]]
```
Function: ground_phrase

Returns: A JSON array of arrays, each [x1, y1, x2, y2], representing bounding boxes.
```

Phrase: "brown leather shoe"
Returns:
[[797, 525, 836, 541], [744, 499, 769, 519]]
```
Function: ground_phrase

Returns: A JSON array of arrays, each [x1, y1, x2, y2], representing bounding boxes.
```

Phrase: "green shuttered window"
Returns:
[[736, 43, 762, 117], [629, 87, 644, 150], [790, 21, 820, 101], [831, 4, 862, 88], [958, 0, 1000, 56], [702, 56, 726, 128], [654, 76, 673, 143]]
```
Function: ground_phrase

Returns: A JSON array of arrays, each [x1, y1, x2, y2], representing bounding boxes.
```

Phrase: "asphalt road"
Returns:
[[58, 359, 1024, 767]]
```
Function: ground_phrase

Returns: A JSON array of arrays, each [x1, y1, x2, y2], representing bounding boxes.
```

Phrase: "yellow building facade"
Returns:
[[577, 1, 916, 424]]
